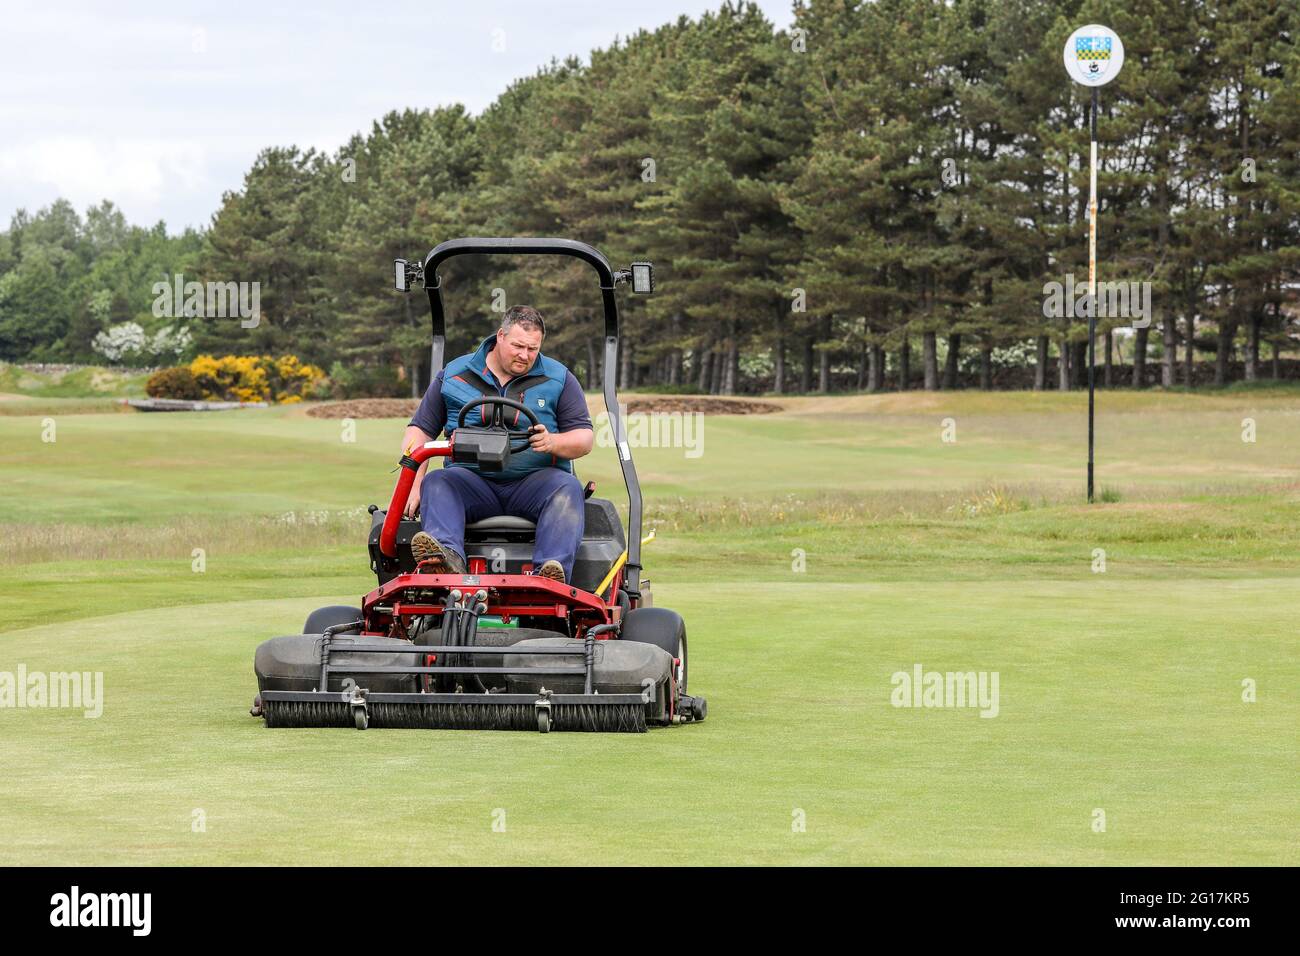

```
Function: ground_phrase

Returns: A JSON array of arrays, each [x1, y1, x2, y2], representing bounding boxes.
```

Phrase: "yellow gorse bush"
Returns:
[[187, 354, 325, 403]]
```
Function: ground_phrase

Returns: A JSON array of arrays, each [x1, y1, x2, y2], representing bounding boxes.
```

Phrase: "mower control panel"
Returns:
[[450, 396, 541, 473], [451, 428, 512, 473]]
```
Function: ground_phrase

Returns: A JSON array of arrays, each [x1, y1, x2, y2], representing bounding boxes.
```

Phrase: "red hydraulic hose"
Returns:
[[379, 440, 452, 558]]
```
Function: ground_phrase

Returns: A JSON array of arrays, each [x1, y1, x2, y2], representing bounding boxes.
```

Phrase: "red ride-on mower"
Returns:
[[251, 238, 707, 733]]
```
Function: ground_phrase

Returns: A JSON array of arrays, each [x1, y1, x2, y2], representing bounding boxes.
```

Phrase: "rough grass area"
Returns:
[[0, 391, 1296, 864], [0, 362, 153, 416], [0, 362, 151, 399], [0, 397, 135, 417]]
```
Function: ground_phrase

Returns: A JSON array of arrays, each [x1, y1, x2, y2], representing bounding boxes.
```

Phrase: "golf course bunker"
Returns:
[[619, 397, 781, 415], [308, 396, 783, 418], [307, 398, 422, 419]]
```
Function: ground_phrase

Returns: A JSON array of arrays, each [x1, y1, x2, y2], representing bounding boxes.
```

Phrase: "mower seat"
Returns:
[[461, 498, 626, 595], [466, 515, 536, 532], [369, 499, 625, 593]]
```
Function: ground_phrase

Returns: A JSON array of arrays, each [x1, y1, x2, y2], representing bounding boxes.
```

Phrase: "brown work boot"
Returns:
[[410, 532, 466, 574], [534, 559, 565, 583]]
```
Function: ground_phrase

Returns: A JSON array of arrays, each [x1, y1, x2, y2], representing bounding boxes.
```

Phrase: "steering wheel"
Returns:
[[456, 395, 541, 451]]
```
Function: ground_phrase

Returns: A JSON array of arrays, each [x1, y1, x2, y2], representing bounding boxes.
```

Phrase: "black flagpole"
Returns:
[[1087, 85, 1098, 503]]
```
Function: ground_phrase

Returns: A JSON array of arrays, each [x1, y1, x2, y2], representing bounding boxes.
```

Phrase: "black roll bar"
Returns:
[[416, 237, 644, 598]]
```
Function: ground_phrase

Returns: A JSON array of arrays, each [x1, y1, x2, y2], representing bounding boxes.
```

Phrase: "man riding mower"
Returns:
[[250, 238, 707, 733], [402, 303, 592, 586]]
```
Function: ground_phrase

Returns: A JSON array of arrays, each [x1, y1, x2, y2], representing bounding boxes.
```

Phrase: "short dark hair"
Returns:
[[500, 305, 545, 337]]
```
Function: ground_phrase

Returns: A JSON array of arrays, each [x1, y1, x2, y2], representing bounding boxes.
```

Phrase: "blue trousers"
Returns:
[[419, 465, 586, 581]]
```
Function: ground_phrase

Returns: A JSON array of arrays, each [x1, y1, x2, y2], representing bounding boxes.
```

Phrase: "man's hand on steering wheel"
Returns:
[[526, 422, 558, 455]]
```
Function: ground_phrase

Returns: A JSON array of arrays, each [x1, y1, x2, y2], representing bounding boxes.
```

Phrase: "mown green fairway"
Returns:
[[1, 390, 1296, 865]]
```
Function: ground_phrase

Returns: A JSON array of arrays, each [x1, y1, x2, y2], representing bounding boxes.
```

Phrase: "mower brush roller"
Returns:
[[250, 237, 705, 733]]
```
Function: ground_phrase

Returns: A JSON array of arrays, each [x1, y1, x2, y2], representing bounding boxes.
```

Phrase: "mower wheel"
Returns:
[[620, 607, 687, 694], [304, 605, 363, 636]]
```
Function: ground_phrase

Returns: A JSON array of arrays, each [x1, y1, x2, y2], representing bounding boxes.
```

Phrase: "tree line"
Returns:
[[1, 0, 1296, 396]]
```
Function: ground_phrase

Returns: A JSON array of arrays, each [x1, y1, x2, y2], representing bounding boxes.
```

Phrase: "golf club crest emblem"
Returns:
[[1075, 34, 1112, 80]]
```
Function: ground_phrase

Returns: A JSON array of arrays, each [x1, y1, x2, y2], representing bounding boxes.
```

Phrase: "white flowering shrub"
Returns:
[[149, 325, 193, 359], [92, 322, 192, 364], [91, 322, 147, 362]]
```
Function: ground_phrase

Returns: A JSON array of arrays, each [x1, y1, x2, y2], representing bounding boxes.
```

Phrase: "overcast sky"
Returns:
[[0, 1, 794, 233]]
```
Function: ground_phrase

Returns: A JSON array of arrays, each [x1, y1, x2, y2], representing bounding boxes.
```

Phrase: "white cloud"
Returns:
[[0, 138, 210, 224], [0, 0, 795, 231]]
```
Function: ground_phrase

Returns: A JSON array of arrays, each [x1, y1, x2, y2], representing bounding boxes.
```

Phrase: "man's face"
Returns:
[[495, 323, 543, 377]]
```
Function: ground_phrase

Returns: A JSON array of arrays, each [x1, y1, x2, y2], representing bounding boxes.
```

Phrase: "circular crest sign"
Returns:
[[1063, 24, 1124, 87]]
